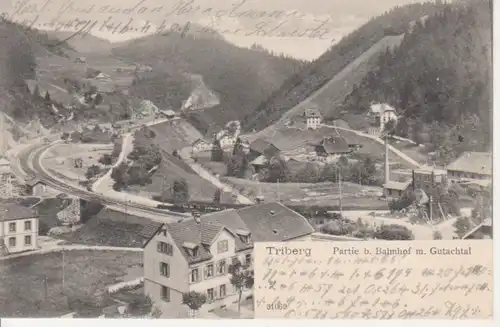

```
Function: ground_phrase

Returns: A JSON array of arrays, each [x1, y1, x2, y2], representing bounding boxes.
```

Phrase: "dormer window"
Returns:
[[183, 242, 199, 257], [235, 229, 251, 244]]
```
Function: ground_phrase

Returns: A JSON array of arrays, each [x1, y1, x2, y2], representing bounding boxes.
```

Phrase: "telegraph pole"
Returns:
[[62, 250, 65, 289], [338, 165, 343, 217]]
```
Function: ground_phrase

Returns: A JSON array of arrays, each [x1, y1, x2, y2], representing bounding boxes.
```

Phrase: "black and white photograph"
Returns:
[[0, 0, 493, 319]]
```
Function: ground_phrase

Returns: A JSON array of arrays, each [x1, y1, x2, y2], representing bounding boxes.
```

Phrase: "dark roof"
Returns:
[[26, 178, 45, 187], [314, 136, 351, 154], [165, 220, 233, 264], [139, 220, 164, 239], [236, 202, 315, 241], [0, 203, 37, 222], [249, 139, 280, 155], [447, 152, 492, 176], [145, 202, 314, 264], [304, 107, 323, 118]]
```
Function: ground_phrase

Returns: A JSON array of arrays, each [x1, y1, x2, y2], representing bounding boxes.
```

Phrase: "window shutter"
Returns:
[[157, 242, 161, 252], [167, 263, 170, 277]]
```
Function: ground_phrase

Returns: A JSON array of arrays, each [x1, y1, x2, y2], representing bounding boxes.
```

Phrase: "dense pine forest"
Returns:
[[342, 0, 492, 161], [242, 1, 450, 131]]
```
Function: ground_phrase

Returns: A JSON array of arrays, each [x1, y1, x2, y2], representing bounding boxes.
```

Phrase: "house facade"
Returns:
[[248, 139, 280, 162], [446, 152, 492, 184], [304, 107, 323, 129], [191, 139, 212, 153], [219, 135, 236, 149], [383, 180, 412, 199], [0, 203, 39, 255], [143, 202, 314, 317], [369, 103, 398, 131], [412, 167, 447, 193], [311, 135, 353, 163], [25, 178, 48, 197]]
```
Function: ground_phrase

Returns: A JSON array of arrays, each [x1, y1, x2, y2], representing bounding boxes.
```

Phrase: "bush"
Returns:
[[374, 224, 414, 240], [320, 219, 357, 236]]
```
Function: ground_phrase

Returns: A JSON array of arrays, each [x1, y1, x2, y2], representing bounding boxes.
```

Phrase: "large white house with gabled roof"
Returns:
[[142, 202, 314, 317]]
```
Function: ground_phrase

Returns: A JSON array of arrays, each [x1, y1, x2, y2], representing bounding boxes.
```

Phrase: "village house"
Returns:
[[383, 180, 412, 199], [412, 167, 447, 193], [219, 134, 236, 149], [247, 139, 280, 162], [303, 106, 323, 129], [0, 203, 39, 255], [310, 135, 353, 163], [159, 110, 177, 120], [446, 152, 492, 184], [368, 103, 398, 132], [25, 178, 48, 197], [75, 57, 87, 64], [191, 139, 212, 153], [142, 202, 314, 317]]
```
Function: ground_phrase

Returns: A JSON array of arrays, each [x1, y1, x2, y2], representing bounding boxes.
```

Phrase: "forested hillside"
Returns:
[[112, 30, 305, 132], [0, 18, 73, 125], [342, 0, 492, 162], [242, 1, 448, 131]]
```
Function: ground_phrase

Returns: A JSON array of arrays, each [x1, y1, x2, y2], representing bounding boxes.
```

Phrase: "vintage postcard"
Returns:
[[0, 0, 493, 321]]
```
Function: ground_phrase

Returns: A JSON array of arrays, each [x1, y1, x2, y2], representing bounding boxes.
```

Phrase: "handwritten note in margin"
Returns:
[[254, 240, 493, 319]]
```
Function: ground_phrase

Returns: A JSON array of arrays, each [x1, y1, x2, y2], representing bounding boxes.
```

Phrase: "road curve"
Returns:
[[18, 143, 188, 223]]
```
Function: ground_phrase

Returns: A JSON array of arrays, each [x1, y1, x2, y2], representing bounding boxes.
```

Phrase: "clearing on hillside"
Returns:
[[258, 35, 404, 137]]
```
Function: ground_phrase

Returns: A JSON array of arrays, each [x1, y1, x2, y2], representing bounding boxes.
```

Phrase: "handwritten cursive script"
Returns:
[[254, 241, 493, 319], [2, 0, 336, 43]]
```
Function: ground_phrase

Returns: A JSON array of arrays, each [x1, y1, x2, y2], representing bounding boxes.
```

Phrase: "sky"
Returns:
[[4, 0, 425, 60]]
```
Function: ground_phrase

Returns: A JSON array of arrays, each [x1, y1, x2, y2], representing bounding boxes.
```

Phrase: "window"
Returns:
[[241, 235, 251, 244], [9, 222, 16, 233], [207, 288, 214, 302], [231, 256, 239, 265], [245, 254, 252, 265], [217, 260, 226, 275], [219, 284, 226, 298], [157, 242, 173, 256], [217, 240, 228, 253], [204, 263, 214, 278], [161, 286, 170, 302], [160, 262, 170, 277], [24, 221, 32, 231], [191, 247, 199, 257], [24, 235, 32, 246], [190, 268, 199, 283], [8, 237, 16, 247]]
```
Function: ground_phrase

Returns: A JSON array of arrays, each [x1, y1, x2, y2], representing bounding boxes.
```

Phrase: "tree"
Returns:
[[453, 216, 472, 238], [44, 91, 51, 102], [232, 137, 244, 156], [61, 132, 69, 140], [265, 155, 290, 183], [85, 165, 101, 180], [172, 179, 189, 203], [211, 139, 224, 162], [374, 224, 414, 240], [213, 188, 222, 204], [98, 153, 113, 165], [127, 295, 162, 318], [228, 258, 254, 316], [182, 291, 206, 318], [433, 230, 443, 240], [383, 119, 397, 136]]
